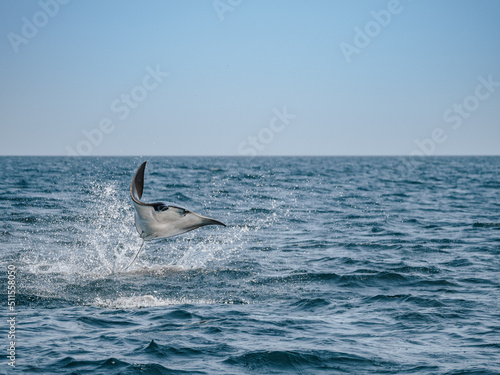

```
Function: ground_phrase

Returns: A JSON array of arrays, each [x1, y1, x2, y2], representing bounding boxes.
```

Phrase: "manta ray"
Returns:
[[122, 161, 225, 270]]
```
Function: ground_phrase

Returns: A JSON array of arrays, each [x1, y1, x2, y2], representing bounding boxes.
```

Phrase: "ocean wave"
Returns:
[[223, 349, 382, 373], [44, 356, 196, 375]]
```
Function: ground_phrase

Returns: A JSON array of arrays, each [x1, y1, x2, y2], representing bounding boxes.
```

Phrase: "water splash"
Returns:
[[84, 182, 140, 273], [16, 173, 287, 307], [17, 182, 140, 303]]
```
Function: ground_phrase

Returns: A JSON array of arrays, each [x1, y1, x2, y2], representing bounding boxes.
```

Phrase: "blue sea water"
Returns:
[[1, 156, 499, 374]]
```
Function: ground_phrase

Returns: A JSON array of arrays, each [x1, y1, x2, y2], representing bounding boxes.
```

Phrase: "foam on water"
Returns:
[[92, 295, 219, 308]]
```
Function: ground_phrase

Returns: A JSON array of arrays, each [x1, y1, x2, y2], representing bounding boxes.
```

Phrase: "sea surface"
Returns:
[[1, 156, 499, 375]]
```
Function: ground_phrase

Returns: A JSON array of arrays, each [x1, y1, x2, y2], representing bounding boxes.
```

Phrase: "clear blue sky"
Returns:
[[1, 0, 499, 156]]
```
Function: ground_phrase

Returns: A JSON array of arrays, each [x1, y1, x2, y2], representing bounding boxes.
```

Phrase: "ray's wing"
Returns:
[[130, 161, 156, 238], [152, 205, 225, 239], [130, 161, 147, 205], [129, 161, 225, 240]]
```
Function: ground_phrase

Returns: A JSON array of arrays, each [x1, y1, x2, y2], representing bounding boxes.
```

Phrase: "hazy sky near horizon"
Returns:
[[1, 0, 499, 156]]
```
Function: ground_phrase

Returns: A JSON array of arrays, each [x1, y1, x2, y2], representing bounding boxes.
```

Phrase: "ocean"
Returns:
[[1, 156, 499, 374]]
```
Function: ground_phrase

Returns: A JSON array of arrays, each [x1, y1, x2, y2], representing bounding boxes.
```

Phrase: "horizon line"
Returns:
[[1, 154, 499, 158]]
